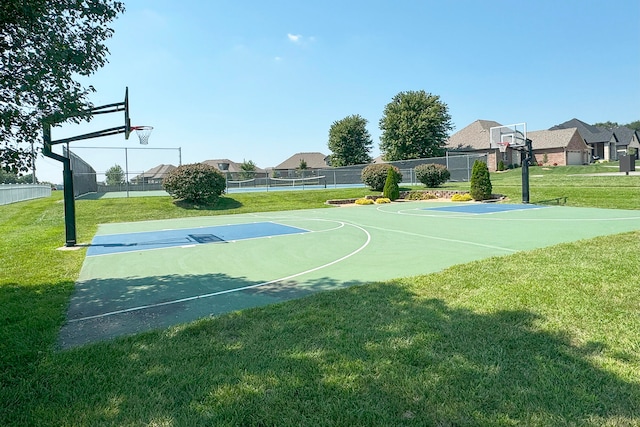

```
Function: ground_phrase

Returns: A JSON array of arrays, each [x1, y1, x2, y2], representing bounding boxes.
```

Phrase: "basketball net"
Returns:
[[133, 126, 153, 145], [497, 141, 509, 153]]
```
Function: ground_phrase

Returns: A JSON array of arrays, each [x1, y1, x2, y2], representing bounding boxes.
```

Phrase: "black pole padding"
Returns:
[[521, 139, 533, 204], [62, 161, 77, 246]]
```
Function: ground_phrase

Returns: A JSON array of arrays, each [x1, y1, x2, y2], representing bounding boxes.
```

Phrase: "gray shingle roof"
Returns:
[[201, 159, 265, 173], [274, 152, 329, 169], [612, 126, 638, 146], [549, 118, 612, 144], [445, 120, 503, 150], [136, 164, 177, 180]]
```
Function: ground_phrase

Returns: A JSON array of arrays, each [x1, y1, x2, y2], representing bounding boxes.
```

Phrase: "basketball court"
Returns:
[[58, 201, 640, 349]]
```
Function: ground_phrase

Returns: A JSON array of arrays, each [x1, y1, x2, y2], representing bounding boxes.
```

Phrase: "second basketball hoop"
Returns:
[[132, 126, 153, 145]]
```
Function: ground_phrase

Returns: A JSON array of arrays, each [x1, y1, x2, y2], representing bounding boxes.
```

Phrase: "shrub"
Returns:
[[497, 160, 505, 171], [469, 160, 492, 201], [405, 191, 437, 200], [355, 198, 374, 205], [163, 163, 226, 204], [361, 164, 402, 191], [375, 197, 391, 204], [415, 163, 450, 187], [451, 193, 473, 202], [382, 167, 400, 200]]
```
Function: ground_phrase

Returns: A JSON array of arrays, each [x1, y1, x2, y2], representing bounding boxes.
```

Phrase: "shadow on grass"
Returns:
[[173, 196, 243, 211], [11, 278, 639, 426]]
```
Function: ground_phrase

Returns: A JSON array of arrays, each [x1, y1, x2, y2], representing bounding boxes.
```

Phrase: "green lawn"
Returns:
[[1, 164, 639, 426]]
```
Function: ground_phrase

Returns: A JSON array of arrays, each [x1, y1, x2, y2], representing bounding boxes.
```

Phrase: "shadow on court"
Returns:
[[58, 272, 366, 349]]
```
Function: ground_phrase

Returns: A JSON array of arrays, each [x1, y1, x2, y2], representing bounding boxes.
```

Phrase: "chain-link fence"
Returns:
[[0, 184, 52, 206]]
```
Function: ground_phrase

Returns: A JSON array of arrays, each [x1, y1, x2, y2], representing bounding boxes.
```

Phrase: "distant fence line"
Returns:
[[71, 153, 487, 195], [0, 184, 52, 206]]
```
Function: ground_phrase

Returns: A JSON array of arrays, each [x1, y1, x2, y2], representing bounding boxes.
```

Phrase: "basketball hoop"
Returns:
[[132, 126, 153, 145], [497, 141, 509, 153]]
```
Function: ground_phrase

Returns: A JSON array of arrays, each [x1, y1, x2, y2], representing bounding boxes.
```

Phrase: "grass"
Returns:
[[1, 164, 639, 426]]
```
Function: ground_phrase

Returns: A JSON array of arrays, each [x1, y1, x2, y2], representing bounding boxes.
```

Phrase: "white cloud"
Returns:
[[287, 33, 302, 43]]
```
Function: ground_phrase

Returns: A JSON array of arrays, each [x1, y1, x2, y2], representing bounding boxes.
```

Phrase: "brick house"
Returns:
[[132, 164, 177, 184], [272, 152, 330, 177], [446, 120, 590, 171]]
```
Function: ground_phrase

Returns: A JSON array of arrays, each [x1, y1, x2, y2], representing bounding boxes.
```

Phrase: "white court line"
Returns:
[[86, 221, 336, 258], [377, 205, 640, 222], [68, 221, 371, 323], [355, 223, 516, 253]]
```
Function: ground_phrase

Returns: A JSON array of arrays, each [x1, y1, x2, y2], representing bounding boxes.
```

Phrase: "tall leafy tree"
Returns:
[[0, 0, 125, 174], [105, 164, 125, 185], [327, 114, 373, 166], [379, 90, 453, 161]]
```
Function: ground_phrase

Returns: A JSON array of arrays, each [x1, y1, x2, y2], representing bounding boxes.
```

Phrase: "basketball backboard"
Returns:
[[124, 87, 131, 139], [490, 123, 527, 150]]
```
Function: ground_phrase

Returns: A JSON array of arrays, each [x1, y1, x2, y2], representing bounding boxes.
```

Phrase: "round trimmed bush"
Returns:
[[163, 163, 226, 204], [415, 163, 450, 187], [361, 164, 402, 191]]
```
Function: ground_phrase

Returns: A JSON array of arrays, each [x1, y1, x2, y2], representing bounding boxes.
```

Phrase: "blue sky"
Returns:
[[38, 0, 640, 184]]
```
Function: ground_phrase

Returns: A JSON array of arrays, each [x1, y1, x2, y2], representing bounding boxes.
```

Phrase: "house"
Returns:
[[445, 120, 590, 171], [549, 118, 613, 161], [612, 126, 640, 160], [445, 120, 505, 171], [526, 128, 590, 166], [132, 164, 176, 184], [201, 159, 266, 180], [272, 152, 330, 177]]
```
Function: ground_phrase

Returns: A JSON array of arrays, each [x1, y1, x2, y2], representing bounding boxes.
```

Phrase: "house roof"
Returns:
[[136, 164, 176, 180], [445, 120, 503, 150], [612, 126, 639, 146], [527, 128, 588, 150], [201, 159, 265, 173], [549, 118, 612, 144], [446, 120, 590, 152], [274, 152, 329, 169]]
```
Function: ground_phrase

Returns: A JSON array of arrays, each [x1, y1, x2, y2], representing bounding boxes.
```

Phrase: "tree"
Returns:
[[626, 120, 640, 131], [469, 160, 492, 201], [361, 164, 402, 191], [0, 169, 33, 184], [327, 114, 373, 166], [0, 0, 125, 175], [239, 159, 257, 180], [415, 163, 450, 187], [382, 167, 400, 200], [297, 159, 308, 177], [593, 121, 619, 129], [105, 165, 125, 186], [379, 90, 453, 161]]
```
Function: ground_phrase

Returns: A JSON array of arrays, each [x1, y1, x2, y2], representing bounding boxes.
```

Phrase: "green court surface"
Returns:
[[58, 201, 640, 349]]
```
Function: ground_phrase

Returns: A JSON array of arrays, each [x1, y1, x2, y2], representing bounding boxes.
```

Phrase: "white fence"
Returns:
[[0, 184, 52, 206]]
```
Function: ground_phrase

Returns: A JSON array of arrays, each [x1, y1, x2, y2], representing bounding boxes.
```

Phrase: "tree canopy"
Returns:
[[1, 0, 125, 174], [379, 90, 453, 161], [593, 120, 640, 131], [105, 164, 125, 186], [327, 114, 373, 166]]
